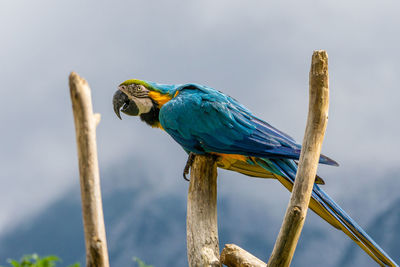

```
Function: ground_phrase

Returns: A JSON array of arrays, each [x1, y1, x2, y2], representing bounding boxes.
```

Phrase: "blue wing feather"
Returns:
[[156, 82, 397, 266], [159, 84, 338, 165], [258, 158, 397, 267]]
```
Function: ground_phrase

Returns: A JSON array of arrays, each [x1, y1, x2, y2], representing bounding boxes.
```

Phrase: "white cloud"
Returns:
[[0, 0, 399, 232]]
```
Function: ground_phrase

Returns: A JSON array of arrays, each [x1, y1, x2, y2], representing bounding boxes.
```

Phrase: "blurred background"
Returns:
[[1, 1, 399, 266]]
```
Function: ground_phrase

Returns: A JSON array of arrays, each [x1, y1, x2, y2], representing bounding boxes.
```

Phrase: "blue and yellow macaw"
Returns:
[[113, 79, 397, 266]]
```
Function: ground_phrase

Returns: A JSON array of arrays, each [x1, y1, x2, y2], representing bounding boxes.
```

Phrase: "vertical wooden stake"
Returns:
[[69, 72, 110, 267], [187, 155, 221, 267], [267, 50, 330, 267]]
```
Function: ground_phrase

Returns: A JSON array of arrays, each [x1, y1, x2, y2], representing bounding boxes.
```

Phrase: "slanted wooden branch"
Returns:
[[221, 244, 267, 267], [69, 72, 110, 267], [267, 50, 330, 267], [187, 155, 221, 267]]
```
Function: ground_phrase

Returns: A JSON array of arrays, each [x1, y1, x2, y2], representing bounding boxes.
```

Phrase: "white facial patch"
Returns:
[[131, 96, 153, 115]]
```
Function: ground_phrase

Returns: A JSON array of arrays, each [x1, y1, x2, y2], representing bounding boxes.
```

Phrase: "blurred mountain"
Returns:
[[338, 198, 400, 266], [0, 159, 398, 267], [0, 159, 275, 266]]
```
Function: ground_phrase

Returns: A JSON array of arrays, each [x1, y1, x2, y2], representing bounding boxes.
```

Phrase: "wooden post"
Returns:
[[221, 244, 267, 267], [267, 50, 330, 267], [69, 72, 110, 267], [187, 155, 221, 267]]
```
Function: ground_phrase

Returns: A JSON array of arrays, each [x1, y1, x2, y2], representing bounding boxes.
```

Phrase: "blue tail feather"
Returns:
[[257, 158, 398, 267]]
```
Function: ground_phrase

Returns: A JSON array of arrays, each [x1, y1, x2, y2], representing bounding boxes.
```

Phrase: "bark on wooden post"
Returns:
[[69, 72, 110, 267], [187, 154, 221, 267], [221, 244, 267, 267], [267, 50, 330, 267]]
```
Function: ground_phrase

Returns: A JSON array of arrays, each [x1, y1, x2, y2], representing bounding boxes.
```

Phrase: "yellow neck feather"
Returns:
[[148, 91, 172, 107]]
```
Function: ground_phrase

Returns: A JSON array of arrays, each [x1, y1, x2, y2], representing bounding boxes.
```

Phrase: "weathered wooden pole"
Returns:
[[221, 244, 267, 267], [69, 72, 110, 267], [187, 155, 221, 267], [267, 50, 330, 267]]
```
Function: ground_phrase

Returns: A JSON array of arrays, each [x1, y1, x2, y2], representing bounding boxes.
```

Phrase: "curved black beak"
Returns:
[[113, 90, 139, 119], [113, 90, 128, 120]]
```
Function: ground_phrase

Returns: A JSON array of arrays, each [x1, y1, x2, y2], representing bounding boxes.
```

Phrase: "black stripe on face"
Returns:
[[122, 84, 149, 98]]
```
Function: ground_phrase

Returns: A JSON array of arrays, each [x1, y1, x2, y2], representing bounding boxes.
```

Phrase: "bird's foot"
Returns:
[[183, 153, 195, 181]]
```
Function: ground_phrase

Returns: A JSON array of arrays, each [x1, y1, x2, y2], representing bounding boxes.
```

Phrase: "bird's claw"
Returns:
[[183, 153, 195, 181]]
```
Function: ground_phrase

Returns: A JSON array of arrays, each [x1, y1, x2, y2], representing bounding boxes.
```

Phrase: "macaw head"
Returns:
[[113, 79, 177, 127], [113, 80, 153, 119]]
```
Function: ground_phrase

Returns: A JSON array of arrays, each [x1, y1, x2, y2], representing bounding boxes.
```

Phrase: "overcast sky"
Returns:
[[1, 0, 399, 233]]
